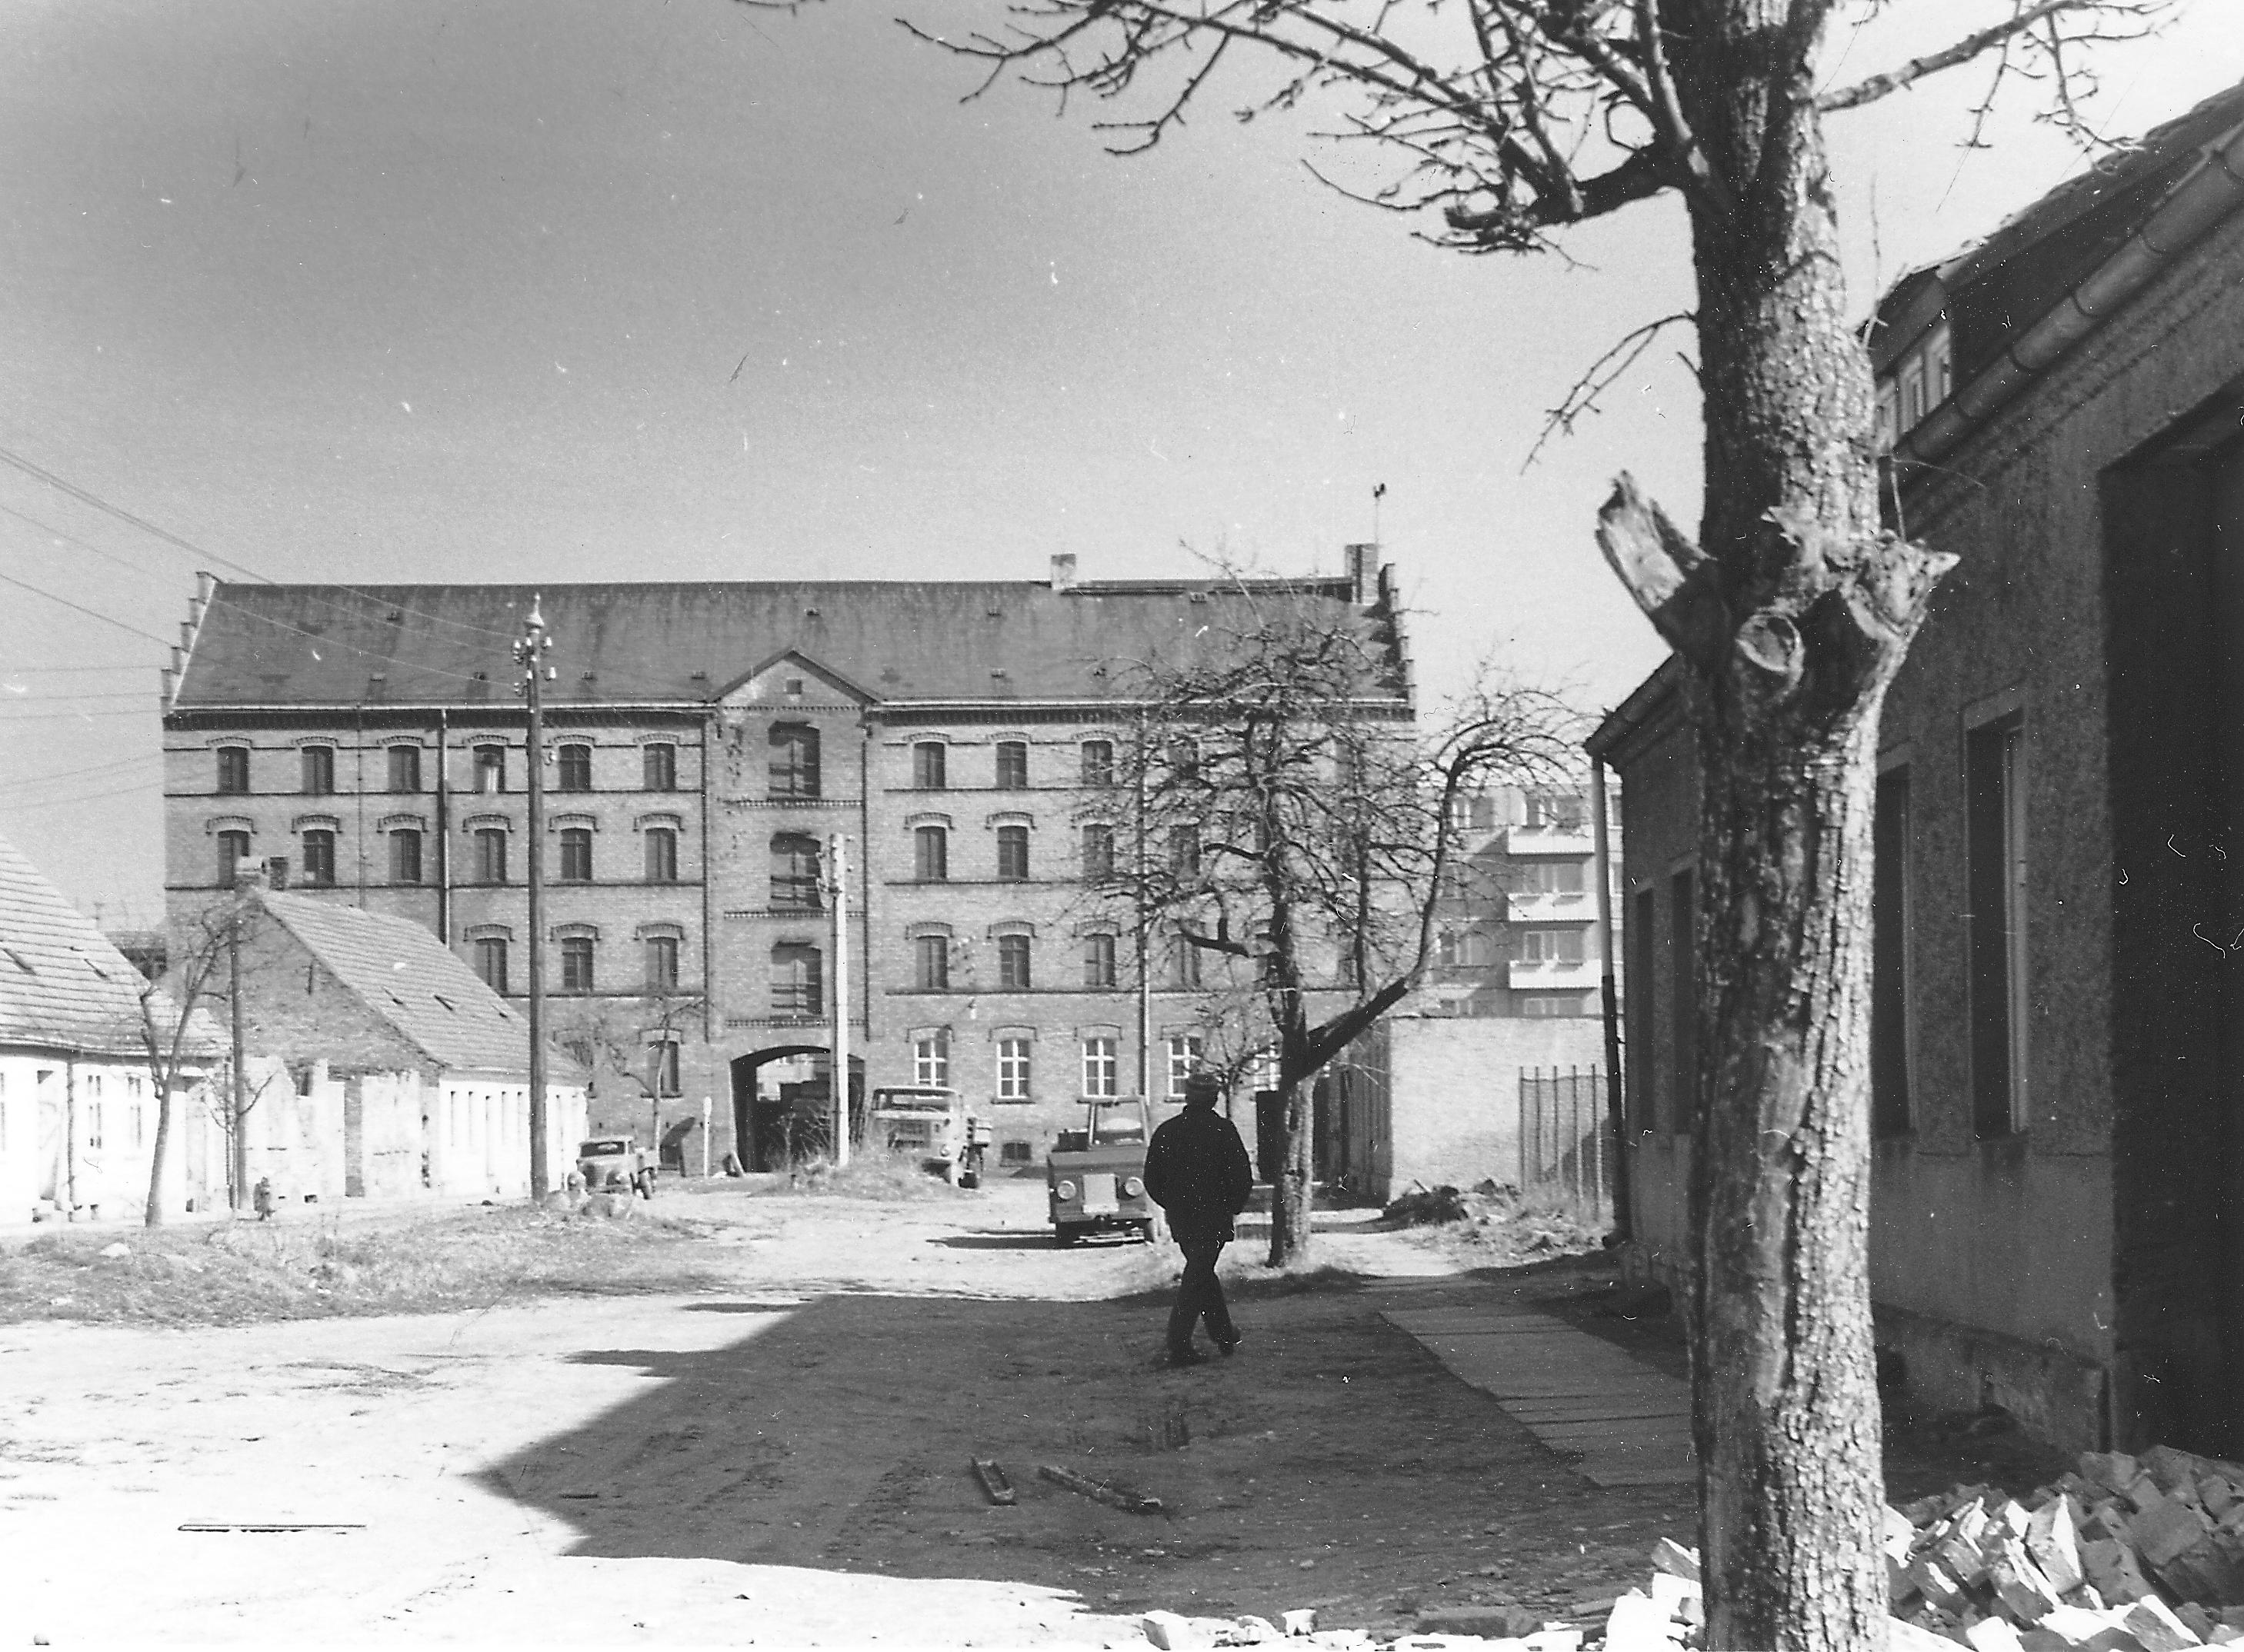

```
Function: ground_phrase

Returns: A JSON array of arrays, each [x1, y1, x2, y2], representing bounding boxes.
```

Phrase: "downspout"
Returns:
[[436, 710, 452, 944], [1592, 758, 1629, 1242], [355, 703, 367, 906], [1896, 118, 2244, 469]]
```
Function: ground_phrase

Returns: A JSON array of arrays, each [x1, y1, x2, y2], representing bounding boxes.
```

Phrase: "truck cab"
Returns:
[[1046, 1097, 1160, 1245], [869, 1087, 972, 1184]]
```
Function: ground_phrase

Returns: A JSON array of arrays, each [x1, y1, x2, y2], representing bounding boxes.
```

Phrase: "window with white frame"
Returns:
[[914, 1031, 951, 1087], [1165, 1034, 1204, 1097], [1081, 1037, 1119, 1097], [1967, 711, 2028, 1137], [996, 1037, 1032, 1102]]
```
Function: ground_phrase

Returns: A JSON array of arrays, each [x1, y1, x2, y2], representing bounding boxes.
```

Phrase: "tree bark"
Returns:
[[1267, 1071, 1314, 1266], [1651, 7, 1954, 1647], [144, 1088, 172, 1227]]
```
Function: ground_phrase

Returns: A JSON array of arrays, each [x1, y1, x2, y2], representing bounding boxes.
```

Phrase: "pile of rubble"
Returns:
[[1132, 1445, 2244, 1651]]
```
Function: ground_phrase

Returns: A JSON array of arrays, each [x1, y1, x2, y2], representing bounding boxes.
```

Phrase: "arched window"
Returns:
[[215, 745, 250, 795], [560, 937, 595, 993], [301, 829, 336, 887], [301, 746, 335, 796], [771, 942, 823, 1016], [995, 741, 1029, 790], [913, 741, 948, 790], [998, 934, 1032, 991], [389, 829, 423, 885], [388, 746, 421, 794], [1082, 933, 1118, 989], [642, 743, 676, 791], [914, 825, 949, 882], [914, 934, 950, 992], [644, 828, 678, 884], [995, 824, 1029, 881], [770, 833, 822, 909], [217, 830, 252, 887], [1080, 824, 1114, 879], [473, 744, 507, 793], [645, 935, 680, 993], [475, 828, 508, 884], [475, 938, 510, 994], [556, 744, 593, 792], [558, 828, 593, 882], [769, 724, 820, 798], [1079, 740, 1113, 788]]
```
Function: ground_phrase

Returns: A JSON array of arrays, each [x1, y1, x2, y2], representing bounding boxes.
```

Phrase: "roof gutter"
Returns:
[[1896, 118, 2244, 469]]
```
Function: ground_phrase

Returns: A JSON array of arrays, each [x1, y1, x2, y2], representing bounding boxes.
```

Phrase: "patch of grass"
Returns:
[[0, 1204, 722, 1327]]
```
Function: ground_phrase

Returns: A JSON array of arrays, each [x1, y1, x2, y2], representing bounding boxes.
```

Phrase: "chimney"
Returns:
[[1051, 554, 1078, 592], [1343, 544, 1378, 605]]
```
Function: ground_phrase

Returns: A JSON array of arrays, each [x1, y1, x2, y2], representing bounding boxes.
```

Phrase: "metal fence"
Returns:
[[1518, 1065, 1611, 1214]]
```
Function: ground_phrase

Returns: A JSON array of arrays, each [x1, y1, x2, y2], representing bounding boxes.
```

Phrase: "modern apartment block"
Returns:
[[1425, 782, 1619, 1020], [161, 551, 1410, 1171]]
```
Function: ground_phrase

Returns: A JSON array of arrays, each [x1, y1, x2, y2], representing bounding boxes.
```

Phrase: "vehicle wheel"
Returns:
[[959, 1169, 979, 1191]]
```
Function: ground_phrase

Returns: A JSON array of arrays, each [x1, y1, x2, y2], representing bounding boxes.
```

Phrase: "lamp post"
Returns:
[[515, 598, 553, 1199]]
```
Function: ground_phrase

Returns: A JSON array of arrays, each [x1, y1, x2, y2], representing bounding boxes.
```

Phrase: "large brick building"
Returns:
[[162, 551, 1410, 1171]]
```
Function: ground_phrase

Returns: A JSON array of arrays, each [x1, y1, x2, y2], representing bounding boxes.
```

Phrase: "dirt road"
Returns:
[[2, 1183, 1692, 1645]]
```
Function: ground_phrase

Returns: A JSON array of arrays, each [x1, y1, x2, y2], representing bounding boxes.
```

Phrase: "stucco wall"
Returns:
[[1365, 1014, 1607, 1203]]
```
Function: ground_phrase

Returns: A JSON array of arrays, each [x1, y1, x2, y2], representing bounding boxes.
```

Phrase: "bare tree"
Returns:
[[739, 0, 2172, 1640], [1081, 578, 1579, 1266], [565, 989, 707, 1141], [136, 902, 233, 1228]]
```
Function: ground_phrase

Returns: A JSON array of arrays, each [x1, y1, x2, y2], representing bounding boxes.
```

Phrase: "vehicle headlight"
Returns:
[[1056, 1180, 1077, 1201], [1122, 1177, 1144, 1197]]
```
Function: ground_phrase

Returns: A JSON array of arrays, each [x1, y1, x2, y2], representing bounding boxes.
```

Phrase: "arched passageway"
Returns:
[[727, 1047, 864, 1171]]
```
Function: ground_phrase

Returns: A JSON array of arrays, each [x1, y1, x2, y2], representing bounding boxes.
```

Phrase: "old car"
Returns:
[[1047, 1097, 1160, 1245], [869, 1086, 973, 1184], [576, 1136, 657, 1199]]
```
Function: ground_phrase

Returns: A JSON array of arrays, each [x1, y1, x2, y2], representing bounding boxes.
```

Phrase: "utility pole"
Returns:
[[826, 832, 850, 1169], [516, 598, 553, 1199], [229, 896, 248, 1211]]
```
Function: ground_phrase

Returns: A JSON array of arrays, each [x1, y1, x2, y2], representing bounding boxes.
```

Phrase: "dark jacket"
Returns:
[[1143, 1106, 1255, 1241]]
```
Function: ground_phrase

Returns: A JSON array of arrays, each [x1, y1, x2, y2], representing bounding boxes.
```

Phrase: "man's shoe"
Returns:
[[1214, 1334, 1241, 1357], [1162, 1345, 1208, 1368]]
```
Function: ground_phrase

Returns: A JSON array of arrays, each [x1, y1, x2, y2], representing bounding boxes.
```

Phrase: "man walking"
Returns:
[[1142, 1074, 1255, 1367]]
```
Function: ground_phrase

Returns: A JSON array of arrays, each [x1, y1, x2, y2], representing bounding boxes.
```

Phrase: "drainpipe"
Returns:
[[1896, 118, 2244, 470], [1592, 758, 1630, 1241], [436, 710, 452, 944]]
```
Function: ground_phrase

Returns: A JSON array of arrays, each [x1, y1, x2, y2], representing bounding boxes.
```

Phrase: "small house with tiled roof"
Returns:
[[160, 550, 1412, 1173], [1593, 80, 2244, 1456], [0, 831, 222, 1223], [228, 886, 588, 1201]]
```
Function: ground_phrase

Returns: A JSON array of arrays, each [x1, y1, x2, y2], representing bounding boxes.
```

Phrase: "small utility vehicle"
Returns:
[[1046, 1097, 1160, 1246], [870, 1086, 972, 1184], [576, 1137, 658, 1199]]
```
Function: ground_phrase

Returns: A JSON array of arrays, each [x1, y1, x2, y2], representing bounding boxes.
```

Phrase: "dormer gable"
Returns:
[[717, 649, 877, 710]]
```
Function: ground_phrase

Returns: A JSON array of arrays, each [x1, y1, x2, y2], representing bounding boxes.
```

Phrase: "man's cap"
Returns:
[[1182, 1073, 1222, 1104]]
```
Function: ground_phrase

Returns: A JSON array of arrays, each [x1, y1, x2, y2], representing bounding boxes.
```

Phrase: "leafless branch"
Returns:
[[1523, 310, 1694, 470], [1819, 0, 2172, 118]]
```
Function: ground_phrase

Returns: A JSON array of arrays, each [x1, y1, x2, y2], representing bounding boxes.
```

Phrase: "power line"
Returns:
[[0, 751, 161, 792], [0, 570, 171, 645], [0, 705, 155, 720], [0, 776, 162, 813]]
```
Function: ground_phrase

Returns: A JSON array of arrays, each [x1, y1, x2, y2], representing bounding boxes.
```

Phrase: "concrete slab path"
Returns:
[[1379, 1283, 1697, 1490]]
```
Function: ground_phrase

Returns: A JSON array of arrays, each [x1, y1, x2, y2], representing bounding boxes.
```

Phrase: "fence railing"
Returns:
[[1519, 1065, 1611, 1214]]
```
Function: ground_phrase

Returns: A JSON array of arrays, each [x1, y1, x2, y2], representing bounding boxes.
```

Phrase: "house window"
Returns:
[[995, 741, 1029, 790], [1900, 358, 1927, 431], [998, 934, 1032, 990], [218, 830, 252, 886], [997, 1038, 1032, 1101], [556, 743, 593, 792], [913, 741, 947, 790], [644, 827, 679, 884], [915, 934, 950, 991], [1629, 888, 1656, 1131], [1082, 933, 1118, 989], [1968, 713, 2028, 1137], [1080, 740, 1114, 788], [645, 935, 680, 994], [476, 828, 508, 884], [1671, 871, 1697, 1129], [651, 1039, 682, 1097], [85, 1077, 103, 1150], [769, 723, 821, 798], [1165, 1034, 1204, 1097], [1169, 826, 1200, 879], [1872, 765, 1913, 1137], [1080, 824, 1114, 880], [771, 942, 822, 1016], [301, 829, 336, 887], [914, 1031, 951, 1087], [1169, 931, 1202, 990], [642, 742, 676, 791], [1516, 928, 1585, 964], [475, 938, 509, 995], [387, 745, 421, 794], [474, 744, 507, 793], [1081, 1037, 1119, 1097], [1517, 859, 1587, 895], [995, 824, 1029, 881], [1525, 792, 1586, 831], [999, 1140, 1032, 1165], [215, 745, 250, 795], [560, 937, 595, 994], [302, 745, 335, 796], [390, 829, 423, 885], [913, 824, 949, 882], [770, 832, 822, 909], [558, 827, 593, 882]]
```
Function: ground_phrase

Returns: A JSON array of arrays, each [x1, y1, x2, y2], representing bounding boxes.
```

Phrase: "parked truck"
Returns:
[[1046, 1097, 1160, 1245], [870, 1086, 974, 1184]]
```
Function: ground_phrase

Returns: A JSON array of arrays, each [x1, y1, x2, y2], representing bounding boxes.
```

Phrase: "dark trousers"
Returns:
[[1166, 1234, 1237, 1352]]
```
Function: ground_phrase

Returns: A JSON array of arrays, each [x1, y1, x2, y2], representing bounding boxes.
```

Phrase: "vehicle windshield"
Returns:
[[1088, 1105, 1145, 1144], [580, 1140, 629, 1156]]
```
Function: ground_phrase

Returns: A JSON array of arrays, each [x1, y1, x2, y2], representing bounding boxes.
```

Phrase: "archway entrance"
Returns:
[[728, 1047, 865, 1171]]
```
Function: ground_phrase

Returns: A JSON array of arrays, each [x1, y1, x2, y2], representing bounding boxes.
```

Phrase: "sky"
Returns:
[[1, 0, 2237, 922]]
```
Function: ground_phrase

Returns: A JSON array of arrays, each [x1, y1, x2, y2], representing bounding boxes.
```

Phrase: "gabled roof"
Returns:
[[0, 832, 220, 1060], [167, 575, 1406, 712], [252, 891, 583, 1081]]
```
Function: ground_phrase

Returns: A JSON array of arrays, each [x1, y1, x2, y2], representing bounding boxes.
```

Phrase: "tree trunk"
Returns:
[[144, 1088, 173, 1227], [1653, 11, 1955, 1647], [1266, 1073, 1314, 1266]]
